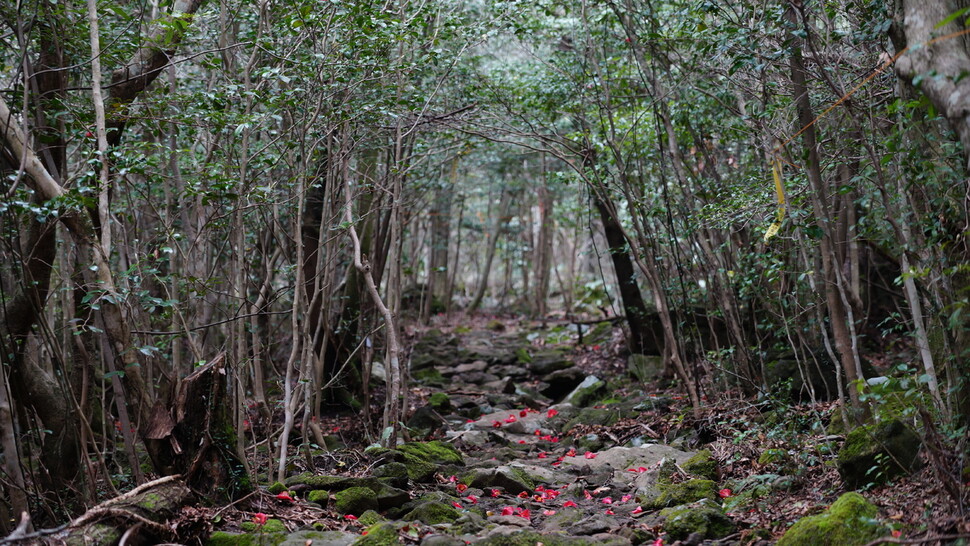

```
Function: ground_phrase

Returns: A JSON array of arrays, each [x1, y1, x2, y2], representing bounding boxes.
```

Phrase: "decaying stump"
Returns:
[[145, 353, 252, 502]]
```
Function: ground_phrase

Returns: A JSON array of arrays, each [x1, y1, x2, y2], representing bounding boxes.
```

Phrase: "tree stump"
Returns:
[[145, 353, 252, 502]]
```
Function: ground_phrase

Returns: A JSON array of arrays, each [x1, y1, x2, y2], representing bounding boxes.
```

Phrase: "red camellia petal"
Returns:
[[543, 509, 556, 516], [504, 415, 517, 423], [718, 488, 732, 498], [517, 491, 529, 498], [518, 509, 531, 519], [621, 495, 632, 503], [501, 506, 514, 516], [584, 490, 593, 500], [566, 448, 576, 457], [547, 409, 558, 418], [584, 451, 597, 459], [605, 509, 615, 515], [563, 500, 578, 507], [344, 514, 358, 520], [632, 506, 644, 514], [466, 495, 478, 504], [491, 489, 501, 497], [602, 497, 613, 504], [538, 452, 548, 459], [456, 483, 468, 493], [275, 492, 294, 502], [492, 421, 502, 428], [252, 513, 268, 526], [520, 410, 528, 417], [452, 502, 462, 509]]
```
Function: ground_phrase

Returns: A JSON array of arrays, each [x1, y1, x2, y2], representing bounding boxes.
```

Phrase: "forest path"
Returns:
[[215, 318, 737, 545]]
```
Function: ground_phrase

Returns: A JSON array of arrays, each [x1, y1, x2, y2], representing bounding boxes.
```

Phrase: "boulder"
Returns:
[[628, 354, 664, 383], [837, 419, 921, 489], [777, 492, 889, 546], [334, 486, 379, 514], [659, 498, 734, 541]]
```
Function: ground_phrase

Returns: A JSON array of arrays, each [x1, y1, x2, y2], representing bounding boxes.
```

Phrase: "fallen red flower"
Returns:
[[632, 506, 644, 515], [501, 506, 514, 516], [275, 492, 294, 502], [547, 409, 558, 418], [490, 489, 501, 497], [344, 514, 358, 521], [605, 508, 615, 515], [518, 508, 531, 519], [452, 502, 462, 509], [492, 421, 502, 428], [504, 415, 517, 423], [519, 410, 528, 417], [563, 500, 578, 508], [538, 452, 548, 459], [718, 488, 732, 498], [543, 509, 556, 516], [517, 491, 529, 498], [565, 448, 576, 457], [252, 513, 268, 526], [456, 483, 468, 493]]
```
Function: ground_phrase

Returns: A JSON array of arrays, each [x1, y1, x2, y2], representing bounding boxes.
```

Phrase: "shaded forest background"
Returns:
[[1, 0, 969, 533]]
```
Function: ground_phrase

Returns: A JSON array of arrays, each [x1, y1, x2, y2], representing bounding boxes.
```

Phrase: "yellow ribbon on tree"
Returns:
[[764, 156, 786, 242]]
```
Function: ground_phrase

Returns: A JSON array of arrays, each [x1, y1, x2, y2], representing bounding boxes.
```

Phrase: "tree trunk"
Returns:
[[469, 189, 512, 312], [592, 194, 659, 356]]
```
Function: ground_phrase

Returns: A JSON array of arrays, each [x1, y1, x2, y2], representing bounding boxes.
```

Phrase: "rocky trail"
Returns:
[[201, 319, 942, 546]]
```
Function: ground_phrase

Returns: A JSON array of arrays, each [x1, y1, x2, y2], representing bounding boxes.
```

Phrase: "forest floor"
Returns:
[[198, 315, 966, 546]]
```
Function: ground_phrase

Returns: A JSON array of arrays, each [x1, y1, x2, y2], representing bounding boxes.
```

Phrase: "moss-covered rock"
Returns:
[[267, 481, 287, 494], [208, 529, 287, 546], [837, 420, 921, 489], [683, 449, 717, 480], [428, 392, 452, 412], [398, 441, 464, 465], [659, 499, 734, 541], [241, 519, 287, 533], [278, 530, 356, 546], [335, 486, 379, 515], [396, 441, 463, 482], [777, 492, 889, 546], [476, 530, 627, 545], [628, 354, 664, 383], [358, 510, 384, 526], [465, 465, 535, 494], [403, 500, 462, 525], [353, 522, 398, 545], [372, 462, 409, 481], [644, 479, 717, 509], [307, 489, 329, 504], [562, 376, 606, 407]]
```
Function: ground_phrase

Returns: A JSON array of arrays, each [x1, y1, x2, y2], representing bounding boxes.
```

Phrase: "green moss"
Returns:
[[207, 531, 256, 546], [777, 492, 888, 546], [837, 420, 921, 488], [240, 519, 287, 533], [403, 500, 462, 525], [397, 441, 464, 465], [136, 492, 162, 511], [660, 499, 734, 541], [307, 490, 329, 504], [684, 449, 717, 480], [648, 479, 717, 509], [358, 510, 384, 526], [373, 462, 409, 480], [353, 522, 399, 545], [267, 481, 287, 494], [507, 466, 537, 491], [335, 486, 379, 515], [428, 392, 451, 411], [412, 368, 445, 384]]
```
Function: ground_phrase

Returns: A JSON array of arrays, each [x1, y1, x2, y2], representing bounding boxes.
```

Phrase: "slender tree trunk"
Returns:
[[469, 190, 511, 312], [787, 5, 866, 420]]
